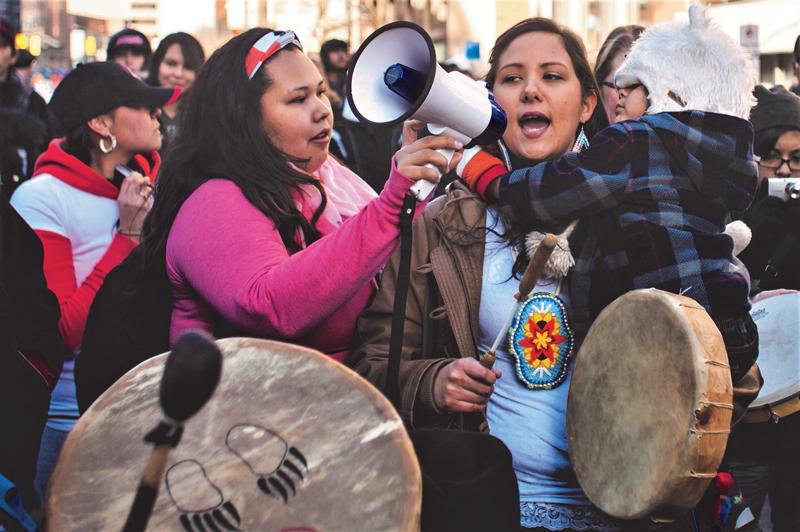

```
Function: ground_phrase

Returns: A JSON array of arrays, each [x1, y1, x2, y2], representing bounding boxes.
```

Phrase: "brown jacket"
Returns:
[[348, 182, 487, 428], [348, 183, 762, 428]]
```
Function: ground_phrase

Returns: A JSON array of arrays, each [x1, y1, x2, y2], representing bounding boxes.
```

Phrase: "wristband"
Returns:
[[456, 146, 506, 195], [118, 227, 142, 238]]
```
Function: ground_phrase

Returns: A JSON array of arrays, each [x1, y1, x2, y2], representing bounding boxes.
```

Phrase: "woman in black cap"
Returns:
[[146, 32, 205, 152], [9, 61, 176, 500], [107, 28, 152, 80]]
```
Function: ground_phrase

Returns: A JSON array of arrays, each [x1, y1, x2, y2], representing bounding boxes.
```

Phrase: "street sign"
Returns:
[[740, 24, 759, 52], [739, 24, 760, 82], [465, 40, 480, 60]]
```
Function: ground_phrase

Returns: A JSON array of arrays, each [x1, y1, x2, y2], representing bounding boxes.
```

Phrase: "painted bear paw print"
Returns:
[[226, 423, 308, 503], [165, 459, 242, 531]]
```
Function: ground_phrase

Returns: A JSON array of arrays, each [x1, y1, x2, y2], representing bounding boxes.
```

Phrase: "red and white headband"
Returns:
[[245, 30, 302, 80]]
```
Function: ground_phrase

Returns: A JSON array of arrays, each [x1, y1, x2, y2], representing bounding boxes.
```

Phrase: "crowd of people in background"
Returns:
[[1, 8, 799, 532]]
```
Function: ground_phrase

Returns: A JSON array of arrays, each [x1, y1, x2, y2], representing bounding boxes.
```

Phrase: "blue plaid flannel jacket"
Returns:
[[499, 111, 757, 332]]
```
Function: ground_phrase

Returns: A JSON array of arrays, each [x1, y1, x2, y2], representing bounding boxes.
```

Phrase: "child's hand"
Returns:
[[455, 146, 507, 202]]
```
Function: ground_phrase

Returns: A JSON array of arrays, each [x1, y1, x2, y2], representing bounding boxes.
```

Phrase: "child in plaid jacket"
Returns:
[[458, 6, 760, 381]]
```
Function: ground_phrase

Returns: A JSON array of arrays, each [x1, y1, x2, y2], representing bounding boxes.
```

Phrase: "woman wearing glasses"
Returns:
[[137, 29, 459, 361], [593, 25, 644, 124], [738, 85, 800, 292], [726, 85, 800, 532]]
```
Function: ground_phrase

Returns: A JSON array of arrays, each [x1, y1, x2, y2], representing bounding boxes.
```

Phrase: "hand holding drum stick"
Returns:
[[480, 234, 558, 369], [122, 331, 223, 532]]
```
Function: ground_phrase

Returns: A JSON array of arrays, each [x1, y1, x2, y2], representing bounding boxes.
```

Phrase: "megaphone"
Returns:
[[347, 22, 507, 200]]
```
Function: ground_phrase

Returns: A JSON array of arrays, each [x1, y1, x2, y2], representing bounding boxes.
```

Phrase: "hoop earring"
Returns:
[[572, 125, 589, 153], [99, 134, 117, 154]]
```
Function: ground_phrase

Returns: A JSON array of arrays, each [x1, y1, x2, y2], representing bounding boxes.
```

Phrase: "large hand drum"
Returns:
[[567, 289, 733, 519], [47, 338, 420, 531], [746, 291, 800, 422]]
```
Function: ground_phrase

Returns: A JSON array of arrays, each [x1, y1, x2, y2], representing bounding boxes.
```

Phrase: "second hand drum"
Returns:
[[567, 288, 733, 520], [47, 338, 421, 531], [744, 291, 800, 423]]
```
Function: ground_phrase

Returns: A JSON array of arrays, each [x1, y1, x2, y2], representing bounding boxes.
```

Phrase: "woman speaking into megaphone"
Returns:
[[351, 18, 617, 532], [136, 28, 461, 362]]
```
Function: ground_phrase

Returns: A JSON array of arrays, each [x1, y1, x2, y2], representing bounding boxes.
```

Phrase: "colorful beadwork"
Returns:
[[508, 292, 574, 390]]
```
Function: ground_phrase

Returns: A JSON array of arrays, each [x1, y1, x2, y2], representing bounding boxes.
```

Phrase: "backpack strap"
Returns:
[[385, 195, 417, 407], [0, 474, 37, 532]]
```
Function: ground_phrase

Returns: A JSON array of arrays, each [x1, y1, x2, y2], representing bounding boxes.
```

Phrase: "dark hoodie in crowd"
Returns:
[[0, 70, 57, 146], [0, 107, 47, 195], [0, 192, 66, 520], [499, 111, 757, 336], [319, 38, 348, 99]]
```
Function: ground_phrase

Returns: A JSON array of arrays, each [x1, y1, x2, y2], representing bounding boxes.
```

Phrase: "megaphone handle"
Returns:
[[409, 147, 454, 201]]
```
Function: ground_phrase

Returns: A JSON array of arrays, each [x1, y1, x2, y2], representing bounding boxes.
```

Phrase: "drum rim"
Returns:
[[748, 293, 800, 408], [48, 337, 422, 530], [567, 289, 729, 519]]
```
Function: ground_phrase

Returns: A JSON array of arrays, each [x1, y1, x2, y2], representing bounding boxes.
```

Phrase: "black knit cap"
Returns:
[[49, 61, 177, 131], [750, 85, 800, 135], [107, 28, 151, 59]]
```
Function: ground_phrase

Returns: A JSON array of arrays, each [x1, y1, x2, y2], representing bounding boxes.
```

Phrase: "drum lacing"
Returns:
[[704, 359, 730, 369], [687, 471, 718, 479], [698, 400, 733, 410], [690, 427, 730, 435]]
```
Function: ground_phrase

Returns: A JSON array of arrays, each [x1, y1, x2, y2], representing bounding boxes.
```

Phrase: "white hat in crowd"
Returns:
[[614, 5, 757, 119]]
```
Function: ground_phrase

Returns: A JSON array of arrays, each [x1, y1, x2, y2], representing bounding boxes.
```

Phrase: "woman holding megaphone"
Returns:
[[137, 28, 461, 361], [350, 18, 617, 531]]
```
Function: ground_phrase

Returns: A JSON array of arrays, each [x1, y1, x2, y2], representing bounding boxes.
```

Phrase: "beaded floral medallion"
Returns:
[[508, 292, 574, 390]]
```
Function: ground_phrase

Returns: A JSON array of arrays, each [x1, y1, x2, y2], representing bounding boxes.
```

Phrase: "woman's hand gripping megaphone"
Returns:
[[396, 119, 464, 200]]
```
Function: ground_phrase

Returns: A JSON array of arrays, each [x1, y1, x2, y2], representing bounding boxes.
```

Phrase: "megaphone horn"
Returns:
[[347, 22, 507, 200]]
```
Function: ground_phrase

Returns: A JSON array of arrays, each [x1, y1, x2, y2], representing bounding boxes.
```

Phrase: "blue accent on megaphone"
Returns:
[[384, 63, 428, 104], [468, 93, 508, 148]]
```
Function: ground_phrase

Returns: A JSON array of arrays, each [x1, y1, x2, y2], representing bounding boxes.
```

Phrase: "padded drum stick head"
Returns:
[[160, 330, 222, 422]]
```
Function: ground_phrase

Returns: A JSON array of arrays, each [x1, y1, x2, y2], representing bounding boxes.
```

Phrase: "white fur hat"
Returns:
[[614, 5, 757, 119]]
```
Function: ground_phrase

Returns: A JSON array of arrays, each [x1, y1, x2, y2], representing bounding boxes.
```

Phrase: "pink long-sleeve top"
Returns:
[[166, 157, 426, 361]]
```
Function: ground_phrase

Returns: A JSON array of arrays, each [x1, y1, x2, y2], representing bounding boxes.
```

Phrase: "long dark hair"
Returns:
[[485, 18, 608, 142], [146, 32, 205, 87], [141, 28, 328, 274]]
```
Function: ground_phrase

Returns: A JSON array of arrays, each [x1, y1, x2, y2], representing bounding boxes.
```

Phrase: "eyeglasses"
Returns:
[[616, 83, 644, 98], [756, 153, 800, 171]]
